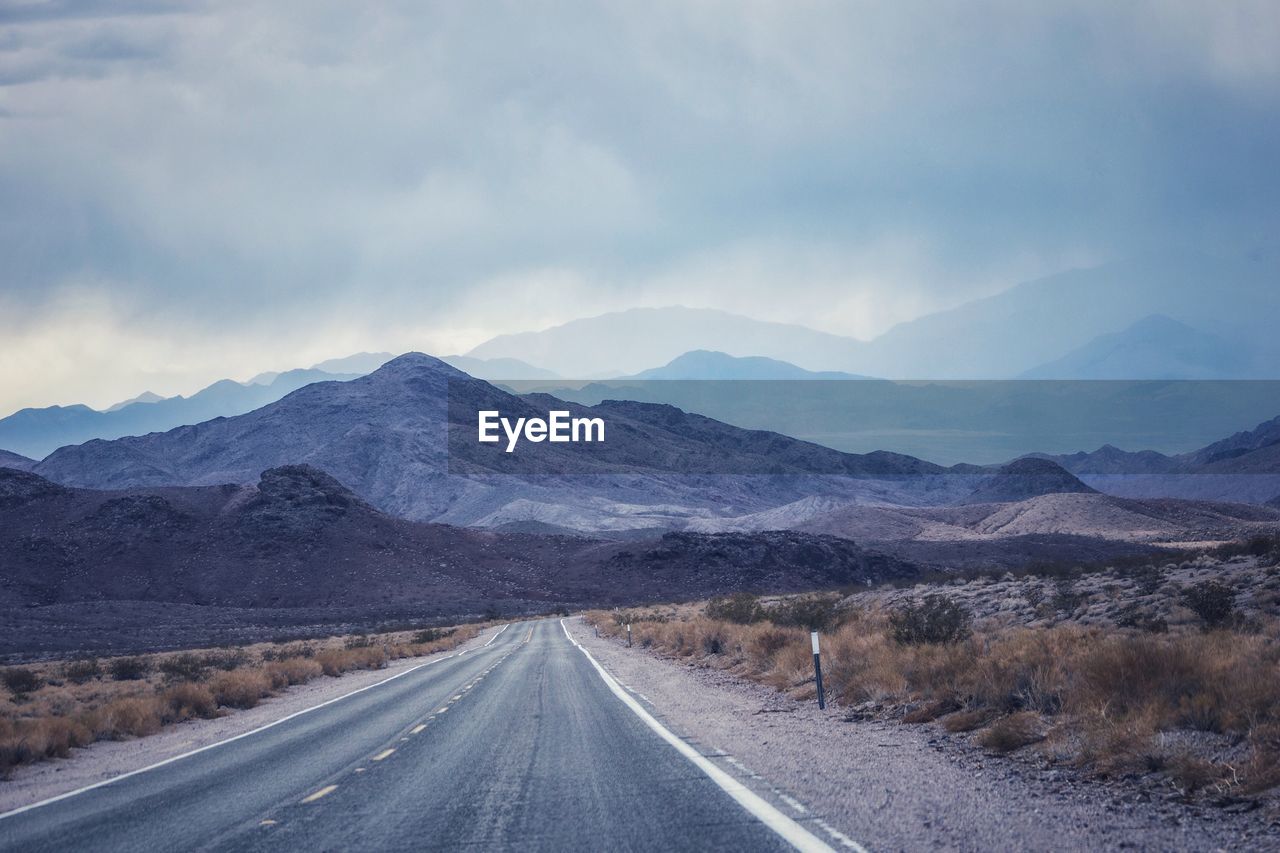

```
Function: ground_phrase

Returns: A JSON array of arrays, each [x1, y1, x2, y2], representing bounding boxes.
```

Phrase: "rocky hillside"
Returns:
[[0, 467, 919, 647], [0, 449, 34, 471]]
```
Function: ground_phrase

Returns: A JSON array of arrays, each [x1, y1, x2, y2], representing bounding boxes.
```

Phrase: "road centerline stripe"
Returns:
[[301, 785, 338, 803], [371, 749, 395, 761]]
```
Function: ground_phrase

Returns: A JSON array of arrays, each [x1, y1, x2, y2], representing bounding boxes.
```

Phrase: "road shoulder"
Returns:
[[566, 618, 1273, 852], [0, 625, 504, 814]]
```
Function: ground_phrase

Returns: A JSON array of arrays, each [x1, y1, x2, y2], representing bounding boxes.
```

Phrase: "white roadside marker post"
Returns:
[[811, 631, 825, 710], [627, 623, 633, 648]]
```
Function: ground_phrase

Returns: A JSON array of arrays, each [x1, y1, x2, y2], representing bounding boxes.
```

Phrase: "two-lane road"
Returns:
[[0, 620, 835, 852]]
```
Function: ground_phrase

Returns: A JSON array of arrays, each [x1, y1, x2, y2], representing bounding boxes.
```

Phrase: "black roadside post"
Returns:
[[627, 623, 633, 648], [811, 631, 825, 710]]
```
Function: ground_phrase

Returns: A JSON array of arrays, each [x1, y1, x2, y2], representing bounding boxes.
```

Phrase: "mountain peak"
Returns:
[[966, 457, 1096, 504]]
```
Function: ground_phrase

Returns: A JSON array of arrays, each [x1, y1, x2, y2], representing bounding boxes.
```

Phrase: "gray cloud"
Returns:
[[0, 1, 1278, 410]]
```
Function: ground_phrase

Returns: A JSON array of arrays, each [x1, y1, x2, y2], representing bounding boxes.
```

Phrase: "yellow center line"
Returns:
[[437, 706, 449, 713], [301, 785, 338, 803], [371, 748, 396, 761], [259, 819, 277, 826], [411, 724, 427, 734]]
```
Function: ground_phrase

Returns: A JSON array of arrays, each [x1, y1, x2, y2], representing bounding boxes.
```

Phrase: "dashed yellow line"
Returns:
[[259, 819, 277, 826], [411, 724, 427, 734], [371, 749, 396, 761], [437, 706, 449, 713], [301, 785, 338, 803]]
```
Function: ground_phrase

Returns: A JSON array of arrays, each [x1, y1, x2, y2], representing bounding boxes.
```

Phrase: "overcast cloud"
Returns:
[[0, 0, 1278, 410]]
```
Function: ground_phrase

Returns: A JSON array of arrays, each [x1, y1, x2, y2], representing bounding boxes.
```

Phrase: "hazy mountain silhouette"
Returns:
[[855, 252, 1278, 378], [105, 391, 165, 412], [441, 355, 559, 379], [0, 368, 361, 460], [466, 307, 865, 376], [465, 253, 1277, 379], [628, 351, 868, 380], [1019, 315, 1255, 379]]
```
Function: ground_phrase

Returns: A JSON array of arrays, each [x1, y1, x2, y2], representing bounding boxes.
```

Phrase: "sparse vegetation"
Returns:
[[1, 621, 485, 776], [888, 595, 972, 645], [585, 557, 1280, 803]]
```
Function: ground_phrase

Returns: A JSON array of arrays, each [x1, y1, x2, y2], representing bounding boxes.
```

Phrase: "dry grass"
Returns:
[[1, 622, 485, 777], [586, 601, 1280, 799]]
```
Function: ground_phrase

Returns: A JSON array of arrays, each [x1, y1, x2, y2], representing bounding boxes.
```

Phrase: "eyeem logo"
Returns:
[[478, 410, 605, 452]]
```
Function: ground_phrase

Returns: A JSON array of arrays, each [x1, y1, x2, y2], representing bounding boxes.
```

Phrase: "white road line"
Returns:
[[560, 619, 855, 853], [0, 623, 509, 821]]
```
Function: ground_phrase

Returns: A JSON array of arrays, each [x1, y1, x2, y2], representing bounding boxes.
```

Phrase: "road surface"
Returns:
[[0, 620, 835, 852]]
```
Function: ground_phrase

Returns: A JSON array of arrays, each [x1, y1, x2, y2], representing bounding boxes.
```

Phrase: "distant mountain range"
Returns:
[[464, 253, 1279, 379], [30, 354, 965, 530], [1019, 315, 1254, 380], [0, 368, 361, 460], [1035, 415, 1280, 504], [0, 353, 556, 460]]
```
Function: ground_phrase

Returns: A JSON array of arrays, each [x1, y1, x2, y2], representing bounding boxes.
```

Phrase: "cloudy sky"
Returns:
[[1, 0, 1277, 411]]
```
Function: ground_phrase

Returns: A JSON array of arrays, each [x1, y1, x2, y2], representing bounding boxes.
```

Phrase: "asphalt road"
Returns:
[[0, 620, 830, 852]]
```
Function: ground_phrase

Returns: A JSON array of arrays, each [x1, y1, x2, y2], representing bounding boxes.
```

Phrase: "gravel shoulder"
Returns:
[[566, 618, 1277, 852], [0, 624, 504, 814]]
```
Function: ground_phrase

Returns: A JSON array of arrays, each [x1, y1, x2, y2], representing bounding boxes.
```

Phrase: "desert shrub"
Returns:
[[159, 653, 208, 682], [1051, 579, 1084, 615], [705, 593, 765, 624], [264, 657, 323, 688], [1179, 580, 1235, 629], [412, 628, 454, 644], [99, 697, 163, 737], [770, 594, 843, 631], [943, 708, 996, 732], [2, 667, 42, 695], [1021, 584, 1045, 608], [200, 649, 249, 671], [63, 658, 101, 684], [209, 670, 272, 710], [978, 712, 1046, 753], [344, 635, 374, 649], [160, 682, 219, 721], [109, 657, 151, 680], [889, 595, 972, 645]]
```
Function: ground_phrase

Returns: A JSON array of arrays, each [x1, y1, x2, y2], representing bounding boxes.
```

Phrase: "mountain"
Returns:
[[0, 368, 360, 460], [628, 351, 868, 380], [33, 353, 965, 530], [440, 355, 559, 380], [105, 391, 165, 412], [1019, 315, 1254, 379], [964, 458, 1096, 504], [462, 254, 1278, 380], [1035, 414, 1280, 503], [309, 352, 396, 374], [0, 448, 36, 471], [855, 252, 1278, 378], [0, 465, 918, 651], [466, 307, 865, 376]]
